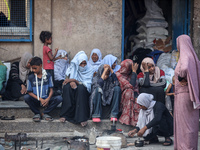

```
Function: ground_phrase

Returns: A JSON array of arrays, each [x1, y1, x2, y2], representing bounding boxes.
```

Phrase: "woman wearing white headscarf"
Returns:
[[128, 93, 173, 146], [2, 52, 33, 100], [88, 48, 102, 73], [60, 51, 94, 127], [102, 54, 121, 73], [54, 49, 69, 95]]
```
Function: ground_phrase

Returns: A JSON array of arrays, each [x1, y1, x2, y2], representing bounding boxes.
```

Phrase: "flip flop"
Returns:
[[43, 114, 53, 121], [110, 117, 117, 122], [163, 138, 173, 146], [33, 114, 41, 122], [92, 118, 101, 122], [1, 116, 15, 120]]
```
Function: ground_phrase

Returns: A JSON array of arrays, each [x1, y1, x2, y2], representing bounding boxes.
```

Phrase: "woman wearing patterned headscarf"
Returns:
[[174, 35, 200, 150], [60, 51, 94, 127], [2, 52, 33, 100], [128, 93, 173, 146], [115, 59, 140, 126], [137, 57, 166, 103]]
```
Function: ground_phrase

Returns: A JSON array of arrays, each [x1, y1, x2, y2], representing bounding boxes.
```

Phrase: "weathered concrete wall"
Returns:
[[192, 0, 200, 59], [34, 0, 122, 60], [0, 43, 33, 61], [0, 0, 122, 61], [34, 0, 52, 59]]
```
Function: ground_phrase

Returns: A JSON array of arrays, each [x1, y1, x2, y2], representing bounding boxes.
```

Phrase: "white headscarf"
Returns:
[[54, 49, 69, 81], [136, 93, 156, 137], [19, 52, 33, 82], [65, 51, 94, 93], [88, 48, 102, 72], [102, 54, 121, 73]]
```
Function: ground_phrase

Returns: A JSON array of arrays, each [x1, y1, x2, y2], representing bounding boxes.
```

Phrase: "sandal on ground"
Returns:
[[163, 138, 173, 146], [92, 118, 101, 122], [110, 117, 117, 122], [1, 116, 15, 120], [59, 117, 66, 123], [33, 114, 41, 122], [81, 121, 88, 127], [43, 114, 53, 121]]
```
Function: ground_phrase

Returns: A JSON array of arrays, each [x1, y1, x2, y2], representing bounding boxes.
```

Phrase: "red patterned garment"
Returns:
[[116, 59, 140, 126]]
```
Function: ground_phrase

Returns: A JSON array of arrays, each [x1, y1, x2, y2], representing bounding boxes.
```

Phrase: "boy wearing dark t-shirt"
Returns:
[[24, 57, 62, 122]]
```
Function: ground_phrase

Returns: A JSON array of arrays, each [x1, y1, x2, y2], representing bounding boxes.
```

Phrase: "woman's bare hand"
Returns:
[[142, 62, 148, 72], [179, 79, 187, 86], [128, 129, 137, 138], [132, 63, 138, 73], [21, 84, 27, 94], [70, 82, 77, 89]]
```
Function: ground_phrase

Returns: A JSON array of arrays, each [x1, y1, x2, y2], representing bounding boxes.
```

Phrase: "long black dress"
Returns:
[[60, 83, 90, 123], [2, 62, 31, 100]]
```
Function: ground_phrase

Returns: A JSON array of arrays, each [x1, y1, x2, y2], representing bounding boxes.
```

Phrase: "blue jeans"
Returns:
[[92, 86, 121, 118], [24, 94, 62, 115]]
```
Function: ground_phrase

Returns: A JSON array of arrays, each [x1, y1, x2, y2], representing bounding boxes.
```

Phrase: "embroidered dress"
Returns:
[[116, 59, 140, 126]]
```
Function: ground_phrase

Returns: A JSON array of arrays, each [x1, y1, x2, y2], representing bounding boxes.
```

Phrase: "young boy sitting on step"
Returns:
[[24, 57, 62, 122]]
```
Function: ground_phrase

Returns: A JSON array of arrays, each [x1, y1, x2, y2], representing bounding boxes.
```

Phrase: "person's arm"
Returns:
[[130, 63, 138, 86], [128, 126, 140, 137], [150, 77, 166, 88], [97, 66, 110, 87], [97, 78, 104, 88], [10, 62, 23, 85], [165, 84, 174, 96], [28, 92, 39, 100], [41, 88, 53, 107], [47, 48, 60, 61], [130, 72, 137, 87], [63, 76, 79, 85], [146, 102, 165, 129], [138, 72, 151, 87]]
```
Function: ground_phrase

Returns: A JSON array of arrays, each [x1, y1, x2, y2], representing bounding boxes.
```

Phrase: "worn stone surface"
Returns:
[[0, 118, 133, 133]]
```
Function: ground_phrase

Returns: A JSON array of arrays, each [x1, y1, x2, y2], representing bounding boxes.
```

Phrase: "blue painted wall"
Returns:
[[172, 0, 191, 49]]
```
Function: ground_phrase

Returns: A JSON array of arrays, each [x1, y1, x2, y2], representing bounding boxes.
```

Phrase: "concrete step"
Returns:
[[0, 101, 61, 118], [0, 118, 133, 133]]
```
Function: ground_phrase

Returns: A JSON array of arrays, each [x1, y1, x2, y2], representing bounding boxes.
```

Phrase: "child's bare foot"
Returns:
[[59, 117, 66, 123], [81, 121, 87, 127]]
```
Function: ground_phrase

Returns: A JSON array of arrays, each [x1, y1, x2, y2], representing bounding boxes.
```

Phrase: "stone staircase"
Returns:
[[0, 100, 133, 135]]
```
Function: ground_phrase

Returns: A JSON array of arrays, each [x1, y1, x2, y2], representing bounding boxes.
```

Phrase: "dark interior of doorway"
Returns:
[[124, 0, 172, 59]]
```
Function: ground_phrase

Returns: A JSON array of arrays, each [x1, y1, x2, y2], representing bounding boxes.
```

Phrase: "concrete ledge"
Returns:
[[0, 101, 61, 118], [0, 101, 61, 109], [0, 118, 133, 133]]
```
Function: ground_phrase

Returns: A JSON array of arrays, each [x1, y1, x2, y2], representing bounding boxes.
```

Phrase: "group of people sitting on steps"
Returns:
[[1, 31, 177, 146]]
